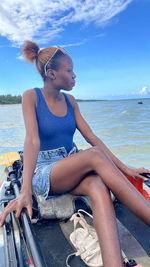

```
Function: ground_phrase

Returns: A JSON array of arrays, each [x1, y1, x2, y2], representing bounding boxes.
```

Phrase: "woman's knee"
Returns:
[[87, 146, 108, 168]]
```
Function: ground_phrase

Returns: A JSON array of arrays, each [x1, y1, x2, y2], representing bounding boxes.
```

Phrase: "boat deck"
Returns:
[[32, 200, 150, 267]]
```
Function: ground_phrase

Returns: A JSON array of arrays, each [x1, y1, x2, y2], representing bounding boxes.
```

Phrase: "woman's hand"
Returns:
[[0, 190, 33, 227], [124, 166, 150, 181]]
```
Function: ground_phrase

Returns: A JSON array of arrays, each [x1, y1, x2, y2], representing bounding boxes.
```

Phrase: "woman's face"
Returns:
[[54, 55, 76, 91]]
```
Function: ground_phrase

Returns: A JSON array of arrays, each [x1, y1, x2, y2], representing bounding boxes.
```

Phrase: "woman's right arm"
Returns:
[[21, 89, 40, 196], [0, 89, 40, 226]]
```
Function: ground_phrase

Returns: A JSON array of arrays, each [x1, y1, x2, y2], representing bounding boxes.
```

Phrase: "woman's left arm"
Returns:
[[69, 95, 150, 179]]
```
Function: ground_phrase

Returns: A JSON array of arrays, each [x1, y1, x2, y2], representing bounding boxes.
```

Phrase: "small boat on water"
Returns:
[[0, 151, 150, 267]]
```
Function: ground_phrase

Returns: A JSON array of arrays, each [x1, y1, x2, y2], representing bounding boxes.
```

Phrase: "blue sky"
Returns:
[[0, 0, 150, 100]]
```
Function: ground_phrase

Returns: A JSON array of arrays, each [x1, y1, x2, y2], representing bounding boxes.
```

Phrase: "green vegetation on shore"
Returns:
[[0, 94, 105, 104], [0, 94, 22, 104]]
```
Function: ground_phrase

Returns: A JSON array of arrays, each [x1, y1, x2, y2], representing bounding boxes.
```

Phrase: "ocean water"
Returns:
[[0, 98, 150, 179]]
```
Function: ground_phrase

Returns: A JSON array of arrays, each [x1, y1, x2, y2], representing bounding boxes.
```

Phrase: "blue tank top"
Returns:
[[34, 88, 76, 153]]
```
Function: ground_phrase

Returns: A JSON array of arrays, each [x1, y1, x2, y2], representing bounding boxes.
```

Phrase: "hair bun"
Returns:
[[22, 40, 40, 64]]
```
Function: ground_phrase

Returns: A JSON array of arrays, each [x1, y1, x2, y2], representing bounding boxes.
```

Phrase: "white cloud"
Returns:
[[104, 87, 150, 100], [131, 87, 150, 97], [60, 39, 88, 47], [0, 0, 133, 47], [16, 54, 24, 60], [138, 86, 150, 96]]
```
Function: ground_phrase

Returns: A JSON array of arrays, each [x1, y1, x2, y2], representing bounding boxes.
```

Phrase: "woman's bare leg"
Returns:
[[70, 174, 122, 267], [50, 146, 150, 225]]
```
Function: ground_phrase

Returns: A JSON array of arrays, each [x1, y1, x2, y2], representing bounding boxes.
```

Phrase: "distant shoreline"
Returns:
[[0, 94, 149, 104], [0, 94, 106, 104], [0, 94, 22, 104]]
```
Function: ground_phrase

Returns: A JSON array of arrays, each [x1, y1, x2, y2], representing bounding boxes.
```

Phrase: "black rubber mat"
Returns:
[[33, 200, 150, 266], [33, 219, 87, 267], [114, 200, 150, 256]]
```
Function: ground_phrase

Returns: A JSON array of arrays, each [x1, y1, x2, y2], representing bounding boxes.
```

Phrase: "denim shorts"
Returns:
[[32, 146, 77, 199]]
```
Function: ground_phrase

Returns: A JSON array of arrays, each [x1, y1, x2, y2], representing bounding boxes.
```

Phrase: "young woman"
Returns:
[[0, 41, 150, 267]]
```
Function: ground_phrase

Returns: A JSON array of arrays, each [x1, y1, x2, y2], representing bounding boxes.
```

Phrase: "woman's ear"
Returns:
[[46, 69, 56, 80]]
